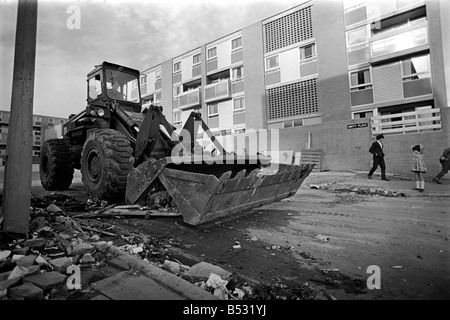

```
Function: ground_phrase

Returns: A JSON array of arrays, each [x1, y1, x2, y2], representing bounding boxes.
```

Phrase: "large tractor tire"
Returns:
[[40, 138, 74, 190], [81, 129, 134, 202]]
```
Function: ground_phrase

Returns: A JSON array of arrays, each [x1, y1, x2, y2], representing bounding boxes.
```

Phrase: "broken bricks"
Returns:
[[8, 282, 44, 300], [22, 238, 46, 250], [49, 257, 73, 273], [24, 271, 67, 293], [184, 262, 231, 282]]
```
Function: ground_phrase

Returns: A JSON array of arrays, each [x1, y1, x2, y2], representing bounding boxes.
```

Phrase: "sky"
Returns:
[[0, 0, 302, 118]]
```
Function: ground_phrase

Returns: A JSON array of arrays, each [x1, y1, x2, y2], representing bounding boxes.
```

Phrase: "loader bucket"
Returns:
[[126, 155, 314, 226]]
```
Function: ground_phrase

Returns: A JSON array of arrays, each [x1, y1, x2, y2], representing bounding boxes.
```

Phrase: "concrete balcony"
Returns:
[[178, 88, 201, 110], [204, 79, 231, 103]]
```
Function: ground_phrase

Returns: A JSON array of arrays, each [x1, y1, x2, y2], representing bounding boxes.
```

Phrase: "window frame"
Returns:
[[233, 97, 245, 113], [173, 85, 182, 98], [352, 110, 374, 120], [231, 66, 244, 82], [346, 25, 370, 50], [231, 36, 243, 51], [299, 43, 316, 61], [208, 103, 219, 118], [173, 61, 181, 74], [155, 69, 162, 80], [344, 2, 367, 27], [349, 67, 373, 91], [140, 75, 147, 86], [265, 55, 279, 71], [173, 112, 182, 124], [193, 53, 201, 66], [401, 54, 431, 82], [207, 47, 217, 60]]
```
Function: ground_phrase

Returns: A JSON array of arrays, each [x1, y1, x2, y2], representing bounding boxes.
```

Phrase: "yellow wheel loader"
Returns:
[[39, 62, 314, 225]]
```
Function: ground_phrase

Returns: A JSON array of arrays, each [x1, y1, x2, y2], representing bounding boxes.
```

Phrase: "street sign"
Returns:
[[347, 123, 368, 129]]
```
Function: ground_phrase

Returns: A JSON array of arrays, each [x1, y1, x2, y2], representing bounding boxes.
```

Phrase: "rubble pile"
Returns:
[[1, 194, 261, 300], [0, 199, 121, 300], [310, 184, 407, 197]]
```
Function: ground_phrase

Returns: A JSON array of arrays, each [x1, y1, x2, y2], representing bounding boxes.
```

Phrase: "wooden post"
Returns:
[[2, 0, 38, 236]]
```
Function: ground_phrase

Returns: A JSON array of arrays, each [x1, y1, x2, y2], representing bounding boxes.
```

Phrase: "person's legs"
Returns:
[[418, 172, 425, 191], [368, 158, 380, 178], [380, 159, 389, 180], [434, 161, 449, 183], [413, 172, 420, 190]]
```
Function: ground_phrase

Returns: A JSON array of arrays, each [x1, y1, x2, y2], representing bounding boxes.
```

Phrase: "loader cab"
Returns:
[[87, 61, 142, 113]]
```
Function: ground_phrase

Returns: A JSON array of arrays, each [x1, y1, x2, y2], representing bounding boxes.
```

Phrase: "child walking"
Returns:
[[410, 144, 427, 192]]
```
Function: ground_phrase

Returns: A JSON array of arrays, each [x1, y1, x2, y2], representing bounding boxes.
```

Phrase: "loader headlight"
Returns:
[[97, 109, 105, 117], [90, 110, 96, 116]]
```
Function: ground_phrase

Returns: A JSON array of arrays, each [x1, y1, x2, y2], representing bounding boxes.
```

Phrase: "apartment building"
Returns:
[[135, 0, 449, 176], [0, 110, 67, 164]]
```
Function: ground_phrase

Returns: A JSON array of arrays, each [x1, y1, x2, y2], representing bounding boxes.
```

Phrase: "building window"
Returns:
[[350, 68, 372, 91], [208, 104, 219, 118], [231, 66, 243, 81], [353, 111, 373, 119], [233, 97, 245, 113], [140, 75, 147, 86], [401, 54, 430, 81], [155, 92, 162, 103], [231, 36, 242, 50], [48, 118, 54, 123], [300, 43, 316, 61], [207, 47, 217, 60], [346, 25, 369, 50], [344, 2, 367, 27], [173, 85, 182, 98], [193, 53, 201, 65], [155, 69, 161, 80], [60, 119, 65, 124], [34, 116, 42, 125], [173, 112, 182, 125], [265, 55, 279, 71], [173, 61, 181, 73]]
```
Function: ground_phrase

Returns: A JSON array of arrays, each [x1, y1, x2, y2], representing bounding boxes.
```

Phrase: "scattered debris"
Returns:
[[316, 234, 330, 242], [310, 184, 407, 197]]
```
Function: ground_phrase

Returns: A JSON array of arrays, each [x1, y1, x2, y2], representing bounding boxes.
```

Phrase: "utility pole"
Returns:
[[2, 0, 38, 236]]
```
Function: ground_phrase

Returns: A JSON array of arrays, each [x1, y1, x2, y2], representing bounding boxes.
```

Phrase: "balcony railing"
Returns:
[[371, 108, 441, 135], [178, 88, 201, 110], [204, 79, 231, 103]]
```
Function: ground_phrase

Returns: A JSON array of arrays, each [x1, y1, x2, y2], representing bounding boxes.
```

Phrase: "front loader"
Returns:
[[39, 61, 314, 226]]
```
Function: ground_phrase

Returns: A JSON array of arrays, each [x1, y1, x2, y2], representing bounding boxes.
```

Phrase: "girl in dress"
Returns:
[[410, 144, 427, 192]]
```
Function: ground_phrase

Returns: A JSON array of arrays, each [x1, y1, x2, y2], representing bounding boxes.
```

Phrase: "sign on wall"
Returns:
[[347, 123, 368, 129]]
